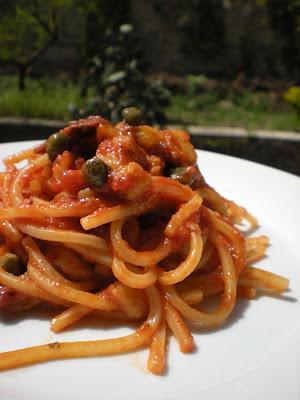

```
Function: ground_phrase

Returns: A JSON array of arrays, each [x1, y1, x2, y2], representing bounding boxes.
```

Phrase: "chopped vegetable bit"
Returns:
[[82, 157, 108, 187], [46, 133, 73, 161], [0, 253, 26, 276], [122, 107, 144, 126]]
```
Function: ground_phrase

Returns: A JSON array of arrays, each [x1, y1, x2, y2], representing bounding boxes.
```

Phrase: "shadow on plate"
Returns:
[[188, 288, 297, 335]]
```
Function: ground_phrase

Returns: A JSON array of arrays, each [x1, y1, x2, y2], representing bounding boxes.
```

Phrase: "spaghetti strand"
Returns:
[[0, 115, 289, 375]]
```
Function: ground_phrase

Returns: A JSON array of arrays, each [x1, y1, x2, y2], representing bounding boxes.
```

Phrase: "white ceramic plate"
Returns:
[[0, 141, 299, 400]]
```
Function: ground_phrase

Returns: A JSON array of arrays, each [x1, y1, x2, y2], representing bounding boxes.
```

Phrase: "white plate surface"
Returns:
[[0, 141, 299, 400]]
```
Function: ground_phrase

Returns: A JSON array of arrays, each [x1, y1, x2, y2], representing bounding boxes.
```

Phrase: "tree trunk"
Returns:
[[18, 64, 27, 91]]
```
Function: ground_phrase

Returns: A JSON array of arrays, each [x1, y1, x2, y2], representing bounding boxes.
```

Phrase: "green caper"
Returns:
[[46, 133, 73, 161], [121, 107, 144, 126], [170, 167, 195, 186], [0, 253, 26, 276], [82, 157, 108, 187]]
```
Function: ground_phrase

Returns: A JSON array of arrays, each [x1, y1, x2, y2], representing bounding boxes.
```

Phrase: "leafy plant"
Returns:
[[186, 74, 209, 96], [228, 91, 272, 112], [72, 23, 170, 124], [186, 92, 219, 111], [0, 0, 77, 90], [283, 86, 300, 115]]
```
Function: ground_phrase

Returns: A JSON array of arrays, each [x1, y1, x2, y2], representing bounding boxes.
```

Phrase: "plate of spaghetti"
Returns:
[[0, 108, 299, 400]]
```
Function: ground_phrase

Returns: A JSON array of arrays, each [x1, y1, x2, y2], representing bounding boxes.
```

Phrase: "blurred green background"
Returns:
[[0, 0, 299, 130]]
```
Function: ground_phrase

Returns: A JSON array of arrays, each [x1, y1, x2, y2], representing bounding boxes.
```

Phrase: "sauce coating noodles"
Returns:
[[0, 114, 289, 373]]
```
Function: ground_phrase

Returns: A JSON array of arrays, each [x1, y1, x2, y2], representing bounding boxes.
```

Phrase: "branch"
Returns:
[[31, 11, 57, 39], [25, 35, 56, 66], [0, 35, 55, 70], [0, 2, 60, 69], [22, 5, 59, 67], [51, 7, 58, 39], [30, 0, 58, 40]]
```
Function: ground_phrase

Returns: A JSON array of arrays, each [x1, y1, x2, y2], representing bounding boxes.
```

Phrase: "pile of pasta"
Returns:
[[0, 110, 289, 373]]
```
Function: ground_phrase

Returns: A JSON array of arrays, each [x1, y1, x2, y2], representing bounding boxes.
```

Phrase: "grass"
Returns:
[[0, 75, 82, 120], [0, 75, 299, 131], [166, 92, 300, 132]]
